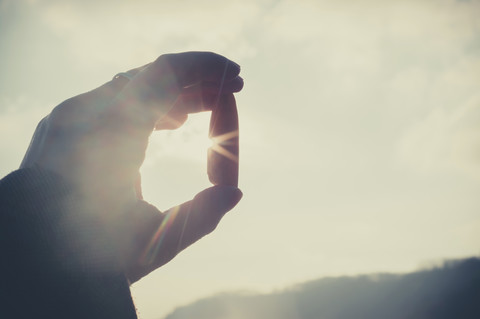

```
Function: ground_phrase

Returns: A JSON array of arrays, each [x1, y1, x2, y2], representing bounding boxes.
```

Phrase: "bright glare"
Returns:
[[148, 112, 213, 164]]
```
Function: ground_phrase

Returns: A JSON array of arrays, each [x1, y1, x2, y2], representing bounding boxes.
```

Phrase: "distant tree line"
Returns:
[[165, 258, 480, 319]]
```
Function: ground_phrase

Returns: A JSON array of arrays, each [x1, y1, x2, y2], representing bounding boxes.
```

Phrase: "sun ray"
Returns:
[[211, 130, 238, 144], [210, 143, 239, 163], [140, 206, 180, 265], [210, 129, 239, 163]]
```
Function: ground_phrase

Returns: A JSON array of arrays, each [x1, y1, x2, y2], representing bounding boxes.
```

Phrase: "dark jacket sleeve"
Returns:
[[0, 167, 138, 319]]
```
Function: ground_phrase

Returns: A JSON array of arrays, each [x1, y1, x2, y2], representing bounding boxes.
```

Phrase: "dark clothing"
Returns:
[[0, 165, 230, 318], [0, 167, 160, 318]]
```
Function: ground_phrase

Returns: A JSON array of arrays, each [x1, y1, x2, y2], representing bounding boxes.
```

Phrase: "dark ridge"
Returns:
[[165, 257, 480, 319]]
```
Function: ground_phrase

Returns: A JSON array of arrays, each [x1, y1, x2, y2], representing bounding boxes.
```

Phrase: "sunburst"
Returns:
[[210, 129, 239, 163]]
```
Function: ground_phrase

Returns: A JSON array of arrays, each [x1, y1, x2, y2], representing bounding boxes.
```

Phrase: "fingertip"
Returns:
[[217, 185, 243, 208], [221, 185, 243, 203], [152, 52, 242, 92], [225, 60, 241, 80], [224, 76, 244, 93], [194, 185, 243, 213]]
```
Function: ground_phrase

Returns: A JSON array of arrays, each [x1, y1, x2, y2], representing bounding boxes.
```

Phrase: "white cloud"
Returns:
[[144, 113, 212, 164], [397, 94, 480, 179], [0, 96, 51, 176], [37, 0, 261, 70]]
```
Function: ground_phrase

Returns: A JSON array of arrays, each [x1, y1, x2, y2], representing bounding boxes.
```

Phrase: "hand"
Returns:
[[20, 52, 244, 280], [22, 52, 243, 201]]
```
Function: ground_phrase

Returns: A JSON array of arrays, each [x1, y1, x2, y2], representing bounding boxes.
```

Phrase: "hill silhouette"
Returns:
[[164, 257, 480, 319]]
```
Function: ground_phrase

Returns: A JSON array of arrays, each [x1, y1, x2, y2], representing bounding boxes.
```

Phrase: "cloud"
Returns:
[[246, 0, 480, 180], [34, 0, 261, 68], [397, 94, 480, 179], [0, 96, 51, 176]]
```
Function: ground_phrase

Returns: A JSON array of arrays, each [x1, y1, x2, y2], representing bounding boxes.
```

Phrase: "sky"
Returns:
[[1, 0, 479, 318]]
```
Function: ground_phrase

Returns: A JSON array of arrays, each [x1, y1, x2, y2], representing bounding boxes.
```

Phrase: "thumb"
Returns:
[[166, 185, 243, 253], [120, 186, 242, 282], [191, 185, 243, 224]]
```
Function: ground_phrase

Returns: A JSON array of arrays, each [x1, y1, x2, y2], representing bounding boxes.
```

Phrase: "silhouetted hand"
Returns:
[[20, 52, 244, 282]]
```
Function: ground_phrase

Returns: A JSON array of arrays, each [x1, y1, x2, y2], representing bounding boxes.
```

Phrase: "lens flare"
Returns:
[[210, 130, 239, 163], [140, 205, 181, 265]]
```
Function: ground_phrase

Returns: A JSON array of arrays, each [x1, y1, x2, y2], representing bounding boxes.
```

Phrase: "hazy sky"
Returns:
[[1, 0, 479, 318]]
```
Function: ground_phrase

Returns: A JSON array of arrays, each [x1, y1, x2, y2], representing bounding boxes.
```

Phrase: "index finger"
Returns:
[[160, 51, 241, 87], [112, 52, 241, 128]]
